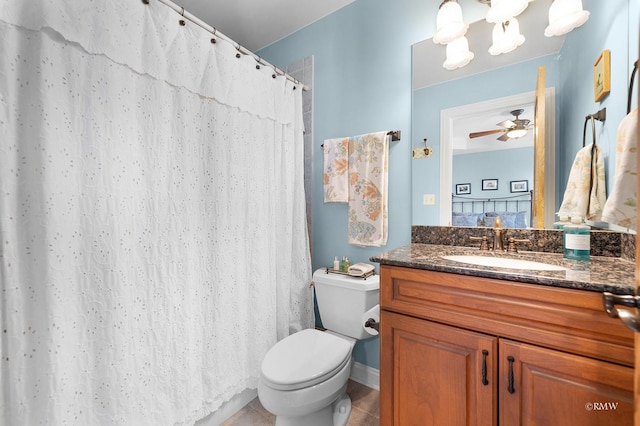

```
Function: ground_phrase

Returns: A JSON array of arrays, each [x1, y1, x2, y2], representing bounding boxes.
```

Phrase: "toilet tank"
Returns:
[[313, 268, 380, 340]]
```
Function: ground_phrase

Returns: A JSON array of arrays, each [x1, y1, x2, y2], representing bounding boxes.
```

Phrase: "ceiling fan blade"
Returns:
[[469, 129, 506, 138], [497, 132, 511, 141], [496, 119, 516, 129]]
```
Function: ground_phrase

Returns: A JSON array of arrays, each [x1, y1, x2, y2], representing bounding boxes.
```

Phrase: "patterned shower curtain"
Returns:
[[0, 1, 313, 424]]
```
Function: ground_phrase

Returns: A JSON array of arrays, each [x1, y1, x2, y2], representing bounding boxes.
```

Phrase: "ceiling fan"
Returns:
[[469, 109, 532, 141]]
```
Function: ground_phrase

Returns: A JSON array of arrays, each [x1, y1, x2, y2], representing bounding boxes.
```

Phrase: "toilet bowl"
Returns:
[[258, 269, 380, 426], [258, 329, 355, 426]]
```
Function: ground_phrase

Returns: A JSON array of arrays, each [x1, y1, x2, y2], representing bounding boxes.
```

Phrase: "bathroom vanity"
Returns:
[[371, 242, 635, 425]]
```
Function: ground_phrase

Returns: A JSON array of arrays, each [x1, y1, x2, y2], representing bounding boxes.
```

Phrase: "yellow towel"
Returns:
[[558, 142, 606, 221], [601, 108, 638, 229], [347, 131, 389, 247], [323, 137, 349, 203]]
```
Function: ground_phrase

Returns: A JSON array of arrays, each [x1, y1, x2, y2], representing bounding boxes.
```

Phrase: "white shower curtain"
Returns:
[[0, 1, 313, 424]]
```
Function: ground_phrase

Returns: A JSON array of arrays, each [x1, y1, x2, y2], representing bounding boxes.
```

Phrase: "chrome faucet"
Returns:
[[493, 216, 505, 251]]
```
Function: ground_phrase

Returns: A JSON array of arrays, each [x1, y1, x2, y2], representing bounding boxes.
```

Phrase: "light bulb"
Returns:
[[486, 0, 529, 24], [433, 1, 469, 45], [545, 0, 589, 37], [506, 128, 528, 139], [443, 36, 474, 70], [489, 19, 525, 55]]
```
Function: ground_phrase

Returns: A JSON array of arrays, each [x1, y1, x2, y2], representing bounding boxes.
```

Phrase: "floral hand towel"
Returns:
[[558, 142, 606, 221], [323, 137, 349, 202], [601, 108, 638, 229], [347, 131, 389, 246]]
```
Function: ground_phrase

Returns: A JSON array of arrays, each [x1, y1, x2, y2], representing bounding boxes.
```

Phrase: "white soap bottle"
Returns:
[[333, 256, 340, 271]]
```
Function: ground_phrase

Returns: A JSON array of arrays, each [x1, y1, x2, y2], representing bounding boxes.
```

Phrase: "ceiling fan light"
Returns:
[[433, 0, 469, 45], [443, 36, 474, 70], [506, 128, 528, 139], [544, 0, 589, 37], [486, 0, 529, 24], [489, 19, 525, 55]]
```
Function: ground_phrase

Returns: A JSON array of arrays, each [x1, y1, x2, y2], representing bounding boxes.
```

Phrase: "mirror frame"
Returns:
[[439, 88, 556, 228]]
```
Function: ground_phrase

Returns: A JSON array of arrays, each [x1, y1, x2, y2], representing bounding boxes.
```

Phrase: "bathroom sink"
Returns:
[[442, 255, 566, 271]]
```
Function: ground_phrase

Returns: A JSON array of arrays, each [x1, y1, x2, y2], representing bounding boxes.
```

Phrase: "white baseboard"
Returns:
[[350, 362, 380, 391]]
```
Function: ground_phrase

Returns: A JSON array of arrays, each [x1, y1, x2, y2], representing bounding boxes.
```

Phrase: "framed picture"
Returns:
[[594, 50, 610, 102], [510, 180, 528, 193], [482, 179, 498, 191], [456, 183, 471, 195]]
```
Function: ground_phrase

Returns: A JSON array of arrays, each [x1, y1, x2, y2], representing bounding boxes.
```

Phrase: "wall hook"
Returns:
[[412, 138, 433, 159]]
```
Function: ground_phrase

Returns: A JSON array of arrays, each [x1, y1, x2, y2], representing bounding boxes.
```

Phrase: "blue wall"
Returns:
[[259, 0, 639, 369], [259, 0, 430, 369], [453, 147, 534, 198]]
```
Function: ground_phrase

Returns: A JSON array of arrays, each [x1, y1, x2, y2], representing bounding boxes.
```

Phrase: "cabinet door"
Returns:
[[499, 339, 634, 425], [380, 310, 497, 426]]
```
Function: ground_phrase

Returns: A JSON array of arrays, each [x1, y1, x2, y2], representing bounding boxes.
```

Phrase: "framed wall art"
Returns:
[[482, 179, 498, 191], [594, 50, 610, 102], [456, 183, 471, 195], [510, 180, 528, 193]]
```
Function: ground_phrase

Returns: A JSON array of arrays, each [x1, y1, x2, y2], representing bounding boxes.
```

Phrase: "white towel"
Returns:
[[323, 137, 349, 203], [558, 142, 607, 221], [348, 262, 375, 276], [347, 131, 389, 247], [601, 108, 638, 230]]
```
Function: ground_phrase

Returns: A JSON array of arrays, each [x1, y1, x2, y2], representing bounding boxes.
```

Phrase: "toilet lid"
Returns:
[[261, 329, 352, 390]]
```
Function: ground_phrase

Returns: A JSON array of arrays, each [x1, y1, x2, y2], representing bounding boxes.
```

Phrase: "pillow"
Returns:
[[483, 211, 528, 228], [452, 212, 483, 227]]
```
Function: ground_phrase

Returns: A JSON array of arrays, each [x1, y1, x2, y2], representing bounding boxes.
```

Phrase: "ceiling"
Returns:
[[173, 0, 355, 52], [451, 100, 535, 155]]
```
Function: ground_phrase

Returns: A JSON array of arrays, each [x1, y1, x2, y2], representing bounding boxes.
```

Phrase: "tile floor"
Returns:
[[221, 380, 379, 425]]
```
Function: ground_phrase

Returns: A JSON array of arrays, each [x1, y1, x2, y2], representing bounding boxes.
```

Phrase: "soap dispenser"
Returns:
[[553, 213, 570, 229], [563, 216, 590, 260]]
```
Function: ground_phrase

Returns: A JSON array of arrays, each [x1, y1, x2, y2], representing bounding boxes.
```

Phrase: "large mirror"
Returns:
[[411, 0, 638, 229]]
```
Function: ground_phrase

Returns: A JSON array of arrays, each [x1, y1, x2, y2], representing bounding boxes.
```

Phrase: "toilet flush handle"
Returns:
[[364, 318, 379, 332]]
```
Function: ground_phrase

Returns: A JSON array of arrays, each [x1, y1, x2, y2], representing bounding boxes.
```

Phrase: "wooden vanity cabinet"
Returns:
[[379, 265, 634, 426]]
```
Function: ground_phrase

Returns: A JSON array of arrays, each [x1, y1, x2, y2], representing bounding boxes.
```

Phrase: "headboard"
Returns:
[[451, 190, 533, 228]]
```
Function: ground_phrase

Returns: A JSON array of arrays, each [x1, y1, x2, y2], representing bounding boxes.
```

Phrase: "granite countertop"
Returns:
[[370, 243, 635, 295]]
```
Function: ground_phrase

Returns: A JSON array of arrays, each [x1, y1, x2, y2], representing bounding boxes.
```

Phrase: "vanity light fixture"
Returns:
[[435, 0, 589, 71], [489, 18, 525, 56], [433, 0, 469, 45], [443, 36, 474, 70], [544, 0, 589, 37], [486, 0, 529, 24]]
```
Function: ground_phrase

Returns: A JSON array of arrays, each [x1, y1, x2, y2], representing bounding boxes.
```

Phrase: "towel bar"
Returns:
[[320, 130, 400, 148]]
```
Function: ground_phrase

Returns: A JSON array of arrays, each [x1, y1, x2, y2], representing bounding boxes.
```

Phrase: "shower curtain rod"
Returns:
[[153, 0, 309, 91]]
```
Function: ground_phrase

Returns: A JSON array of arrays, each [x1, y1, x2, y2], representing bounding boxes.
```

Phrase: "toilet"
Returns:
[[258, 268, 380, 426]]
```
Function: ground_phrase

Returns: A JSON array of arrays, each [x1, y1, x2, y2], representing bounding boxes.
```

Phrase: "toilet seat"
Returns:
[[261, 329, 352, 391]]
